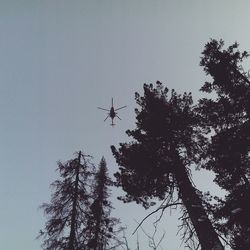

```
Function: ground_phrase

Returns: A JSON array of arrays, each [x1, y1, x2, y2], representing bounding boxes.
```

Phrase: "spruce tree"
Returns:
[[111, 82, 224, 250], [199, 39, 250, 249], [84, 157, 119, 250], [38, 151, 94, 250]]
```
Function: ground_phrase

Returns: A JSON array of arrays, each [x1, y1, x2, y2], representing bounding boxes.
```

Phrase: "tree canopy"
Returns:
[[199, 39, 250, 249], [112, 82, 223, 249], [39, 152, 119, 250]]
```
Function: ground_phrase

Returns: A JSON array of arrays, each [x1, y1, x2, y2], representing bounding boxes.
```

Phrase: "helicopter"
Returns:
[[98, 98, 127, 126]]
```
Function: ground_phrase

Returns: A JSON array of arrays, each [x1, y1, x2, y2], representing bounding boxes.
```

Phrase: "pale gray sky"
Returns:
[[0, 1, 250, 249]]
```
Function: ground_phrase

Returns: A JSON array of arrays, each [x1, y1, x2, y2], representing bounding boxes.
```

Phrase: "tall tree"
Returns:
[[84, 157, 119, 250], [199, 39, 250, 249], [38, 151, 94, 250], [111, 82, 224, 250]]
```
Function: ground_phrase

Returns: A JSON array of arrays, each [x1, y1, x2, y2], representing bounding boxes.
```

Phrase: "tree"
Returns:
[[199, 39, 250, 249], [84, 157, 119, 250], [38, 151, 94, 250], [111, 82, 224, 249]]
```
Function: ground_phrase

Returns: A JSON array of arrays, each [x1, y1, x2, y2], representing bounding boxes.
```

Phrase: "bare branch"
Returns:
[[132, 196, 182, 235], [134, 219, 166, 250]]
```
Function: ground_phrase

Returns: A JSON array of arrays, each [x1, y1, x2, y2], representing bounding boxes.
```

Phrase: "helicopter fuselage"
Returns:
[[110, 107, 116, 119]]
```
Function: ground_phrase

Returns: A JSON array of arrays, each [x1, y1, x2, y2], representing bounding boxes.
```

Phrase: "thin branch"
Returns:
[[132, 201, 182, 235], [134, 219, 166, 250]]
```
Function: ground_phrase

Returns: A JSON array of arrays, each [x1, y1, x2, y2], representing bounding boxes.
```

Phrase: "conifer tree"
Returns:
[[111, 82, 224, 250], [199, 39, 250, 249], [38, 151, 94, 250], [84, 157, 119, 250]]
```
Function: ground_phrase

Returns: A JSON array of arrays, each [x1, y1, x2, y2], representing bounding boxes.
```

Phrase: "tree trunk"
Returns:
[[68, 151, 81, 250], [175, 162, 224, 250], [93, 183, 104, 250]]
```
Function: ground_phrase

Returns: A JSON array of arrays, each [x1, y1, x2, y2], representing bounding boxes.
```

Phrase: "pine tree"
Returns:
[[38, 151, 94, 250], [84, 157, 119, 250], [111, 82, 224, 250], [199, 39, 250, 249]]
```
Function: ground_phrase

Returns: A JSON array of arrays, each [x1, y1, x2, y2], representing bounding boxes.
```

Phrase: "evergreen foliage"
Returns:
[[111, 82, 224, 249], [84, 157, 119, 250], [199, 39, 250, 249], [39, 153, 120, 250], [38, 151, 94, 250]]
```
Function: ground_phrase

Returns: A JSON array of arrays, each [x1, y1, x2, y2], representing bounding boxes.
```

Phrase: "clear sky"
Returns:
[[1, 1, 250, 249]]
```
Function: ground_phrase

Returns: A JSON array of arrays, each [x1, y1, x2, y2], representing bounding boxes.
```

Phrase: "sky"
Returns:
[[1, 1, 250, 249]]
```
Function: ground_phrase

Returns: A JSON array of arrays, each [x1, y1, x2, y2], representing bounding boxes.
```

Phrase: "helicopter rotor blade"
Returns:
[[98, 107, 110, 111], [115, 106, 127, 111], [116, 115, 122, 120], [104, 115, 110, 121]]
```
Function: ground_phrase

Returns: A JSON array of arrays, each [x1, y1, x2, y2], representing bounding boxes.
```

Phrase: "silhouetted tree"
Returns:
[[199, 39, 250, 249], [111, 82, 224, 249], [84, 157, 119, 250], [38, 151, 94, 250]]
